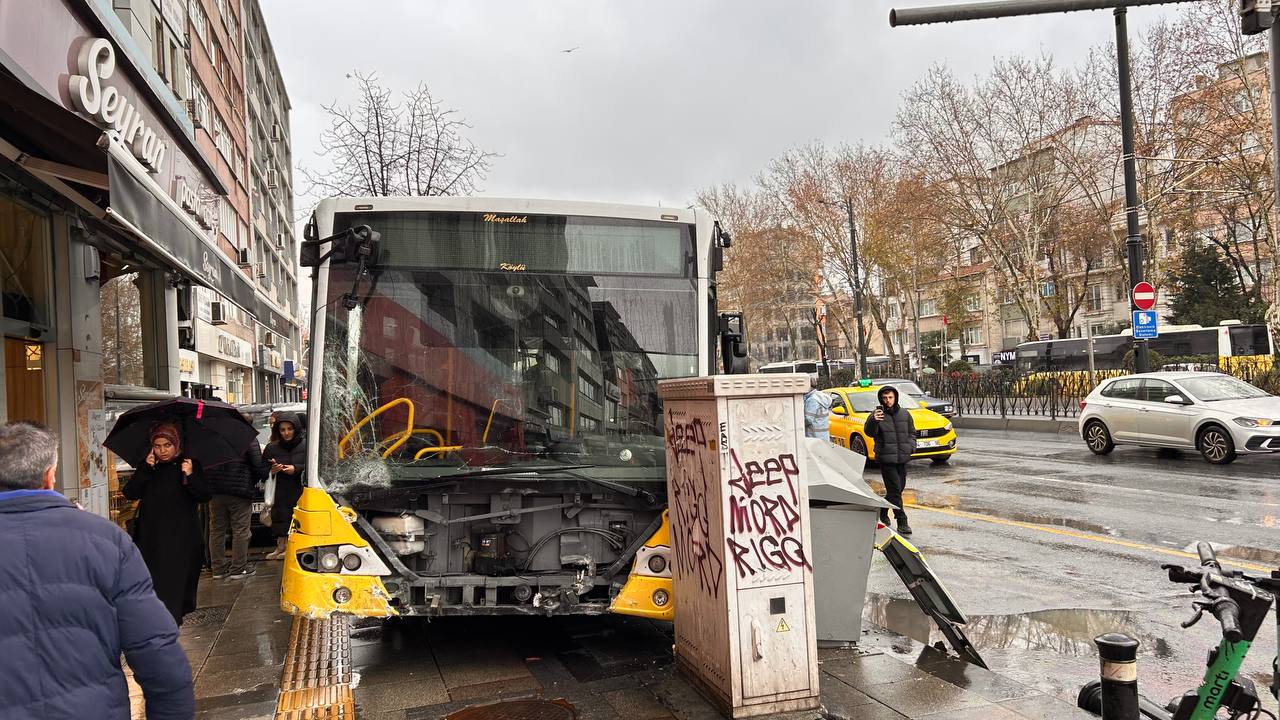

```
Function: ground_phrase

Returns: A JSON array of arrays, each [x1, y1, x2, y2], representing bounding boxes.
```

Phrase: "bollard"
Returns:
[[1094, 633, 1140, 720]]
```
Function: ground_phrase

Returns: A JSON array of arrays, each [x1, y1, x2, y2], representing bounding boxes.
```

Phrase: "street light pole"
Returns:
[[845, 198, 870, 379]]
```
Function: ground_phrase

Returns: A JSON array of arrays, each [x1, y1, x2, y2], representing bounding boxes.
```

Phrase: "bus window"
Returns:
[[794, 362, 818, 374], [1152, 328, 1216, 357], [1228, 325, 1271, 356]]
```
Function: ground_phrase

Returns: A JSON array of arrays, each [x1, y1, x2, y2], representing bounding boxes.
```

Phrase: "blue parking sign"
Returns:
[[1132, 310, 1158, 339]]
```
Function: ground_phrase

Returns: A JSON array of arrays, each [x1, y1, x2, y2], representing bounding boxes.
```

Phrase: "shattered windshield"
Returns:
[[317, 211, 700, 490]]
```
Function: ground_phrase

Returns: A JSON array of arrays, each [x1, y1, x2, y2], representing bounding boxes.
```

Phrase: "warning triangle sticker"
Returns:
[[776, 618, 790, 633]]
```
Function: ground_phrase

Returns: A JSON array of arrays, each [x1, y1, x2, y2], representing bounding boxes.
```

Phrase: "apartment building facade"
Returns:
[[0, 0, 299, 521]]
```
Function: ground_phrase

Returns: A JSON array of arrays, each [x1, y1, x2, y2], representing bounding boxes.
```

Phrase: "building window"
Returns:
[[544, 351, 561, 375], [548, 404, 565, 428], [578, 372, 601, 403], [1084, 284, 1103, 312], [1040, 282, 1056, 298], [153, 20, 167, 79], [964, 295, 981, 312], [578, 415, 600, 433], [189, 2, 209, 49], [962, 327, 983, 346], [918, 299, 938, 317], [212, 113, 232, 162], [969, 247, 984, 265], [190, 81, 212, 128], [888, 302, 900, 319], [211, 40, 223, 82]]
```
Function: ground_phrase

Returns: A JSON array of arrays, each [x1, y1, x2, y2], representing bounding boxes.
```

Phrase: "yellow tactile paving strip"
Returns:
[[275, 615, 357, 720]]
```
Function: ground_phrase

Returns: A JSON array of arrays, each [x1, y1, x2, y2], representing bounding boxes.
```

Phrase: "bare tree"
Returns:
[[301, 72, 497, 200], [897, 56, 1117, 341]]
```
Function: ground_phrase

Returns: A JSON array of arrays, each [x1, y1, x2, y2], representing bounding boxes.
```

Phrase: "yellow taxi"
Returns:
[[827, 383, 957, 464]]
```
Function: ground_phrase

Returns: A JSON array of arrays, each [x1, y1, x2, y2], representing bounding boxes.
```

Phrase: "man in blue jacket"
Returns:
[[0, 422, 195, 720]]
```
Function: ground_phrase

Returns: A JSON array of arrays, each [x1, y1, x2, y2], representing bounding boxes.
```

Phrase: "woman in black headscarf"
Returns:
[[262, 412, 306, 559], [122, 421, 212, 624]]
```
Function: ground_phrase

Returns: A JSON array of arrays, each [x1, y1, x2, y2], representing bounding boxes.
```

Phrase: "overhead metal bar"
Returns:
[[890, 0, 1200, 26]]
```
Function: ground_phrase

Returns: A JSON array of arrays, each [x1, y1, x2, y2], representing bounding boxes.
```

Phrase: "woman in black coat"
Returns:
[[262, 412, 306, 559], [122, 422, 212, 624]]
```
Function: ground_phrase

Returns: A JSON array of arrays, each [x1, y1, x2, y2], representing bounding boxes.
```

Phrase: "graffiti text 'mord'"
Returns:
[[725, 449, 811, 579]]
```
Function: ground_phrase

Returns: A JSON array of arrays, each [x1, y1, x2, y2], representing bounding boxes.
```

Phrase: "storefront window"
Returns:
[[101, 271, 146, 386], [0, 194, 51, 425], [0, 195, 52, 332]]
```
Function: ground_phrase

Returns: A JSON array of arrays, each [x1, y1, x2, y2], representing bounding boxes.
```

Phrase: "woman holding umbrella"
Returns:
[[262, 412, 306, 560], [121, 422, 212, 625]]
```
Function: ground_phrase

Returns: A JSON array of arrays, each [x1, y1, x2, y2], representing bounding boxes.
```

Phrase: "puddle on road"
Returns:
[[862, 593, 1173, 660], [1181, 542, 1280, 567], [898, 488, 1116, 536]]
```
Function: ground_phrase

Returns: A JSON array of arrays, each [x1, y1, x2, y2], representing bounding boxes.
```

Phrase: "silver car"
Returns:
[[1078, 372, 1280, 465]]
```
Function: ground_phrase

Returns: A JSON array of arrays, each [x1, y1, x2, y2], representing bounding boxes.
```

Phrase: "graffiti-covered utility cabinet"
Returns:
[[657, 374, 819, 718]]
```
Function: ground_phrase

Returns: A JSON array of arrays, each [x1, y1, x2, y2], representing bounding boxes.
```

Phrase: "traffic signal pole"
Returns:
[[890, 0, 1202, 374], [1115, 7, 1150, 373]]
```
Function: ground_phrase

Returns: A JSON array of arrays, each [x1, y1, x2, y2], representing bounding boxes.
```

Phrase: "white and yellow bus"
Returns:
[[280, 197, 739, 620]]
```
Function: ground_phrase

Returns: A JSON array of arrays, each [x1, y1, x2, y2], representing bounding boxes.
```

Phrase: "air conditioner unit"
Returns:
[[271, 123, 283, 141], [210, 302, 227, 325], [186, 99, 203, 128], [263, 332, 276, 348], [236, 247, 251, 266], [267, 169, 278, 189], [255, 262, 267, 279], [275, 233, 285, 250]]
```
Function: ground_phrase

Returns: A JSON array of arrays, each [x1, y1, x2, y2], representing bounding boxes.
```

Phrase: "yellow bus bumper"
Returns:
[[609, 510, 674, 622], [279, 487, 398, 619]]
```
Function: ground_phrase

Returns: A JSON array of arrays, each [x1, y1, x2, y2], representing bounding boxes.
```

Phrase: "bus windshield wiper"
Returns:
[[421, 464, 595, 481], [423, 464, 659, 505]]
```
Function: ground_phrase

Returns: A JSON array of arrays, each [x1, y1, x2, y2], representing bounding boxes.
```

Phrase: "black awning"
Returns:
[[107, 153, 256, 311], [0, 68, 103, 172]]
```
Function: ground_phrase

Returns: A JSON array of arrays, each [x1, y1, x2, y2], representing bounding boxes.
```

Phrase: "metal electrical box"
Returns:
[[805, 437, 891, 644], [658, 374, 820, 718]]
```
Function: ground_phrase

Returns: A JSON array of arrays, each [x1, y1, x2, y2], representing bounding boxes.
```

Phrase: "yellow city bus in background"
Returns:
[[278, 197, 739, 621], [1010, 322, 1275, 396]]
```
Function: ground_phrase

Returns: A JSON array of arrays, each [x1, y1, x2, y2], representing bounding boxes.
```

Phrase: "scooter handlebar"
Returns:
[[1212, 598, 1243, 643], [1196, 541, 1220, 568]]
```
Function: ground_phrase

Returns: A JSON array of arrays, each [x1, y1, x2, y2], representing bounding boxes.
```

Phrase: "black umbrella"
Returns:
[[104, 397, 258, 469]]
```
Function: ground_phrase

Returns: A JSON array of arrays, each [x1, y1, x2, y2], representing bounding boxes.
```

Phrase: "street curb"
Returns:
[[954, 415, 1078, 435]]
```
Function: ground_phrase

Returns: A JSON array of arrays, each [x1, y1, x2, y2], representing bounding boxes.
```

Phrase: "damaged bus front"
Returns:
[[281, 198, 742, 619]]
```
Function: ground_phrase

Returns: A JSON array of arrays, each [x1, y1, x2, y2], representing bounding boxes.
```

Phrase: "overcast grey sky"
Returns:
[[262, 1, 1175, 209]]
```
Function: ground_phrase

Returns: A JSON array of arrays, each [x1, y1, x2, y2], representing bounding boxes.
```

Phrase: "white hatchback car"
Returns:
[[1078, 372, 1280, 464]]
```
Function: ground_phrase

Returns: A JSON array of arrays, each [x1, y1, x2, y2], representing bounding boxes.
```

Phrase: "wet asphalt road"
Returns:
[[865, 428, 1279, 712]]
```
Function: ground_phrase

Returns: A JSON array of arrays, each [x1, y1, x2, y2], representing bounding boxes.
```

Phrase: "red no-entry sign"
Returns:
[[1132, 282, 1156, 311]]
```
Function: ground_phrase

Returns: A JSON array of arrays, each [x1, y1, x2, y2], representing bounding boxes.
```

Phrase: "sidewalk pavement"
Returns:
[[127, 559, 291, 720], [130, 559, 1096, 720]]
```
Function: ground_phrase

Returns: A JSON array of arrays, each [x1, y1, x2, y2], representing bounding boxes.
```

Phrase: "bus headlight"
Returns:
[[647, 554, 668, 574], [318, 549, 341, 572]]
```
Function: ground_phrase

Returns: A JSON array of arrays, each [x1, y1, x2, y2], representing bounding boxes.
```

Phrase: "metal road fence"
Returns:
[[919, 359, 1280, 420]]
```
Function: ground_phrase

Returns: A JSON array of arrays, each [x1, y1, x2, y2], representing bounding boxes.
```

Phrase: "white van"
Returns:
[[758, 360, 820, 382]]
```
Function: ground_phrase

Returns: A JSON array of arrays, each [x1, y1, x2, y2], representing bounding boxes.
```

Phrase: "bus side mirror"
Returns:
[[301, 225, 382, 268], [718, 312, 748, 374]]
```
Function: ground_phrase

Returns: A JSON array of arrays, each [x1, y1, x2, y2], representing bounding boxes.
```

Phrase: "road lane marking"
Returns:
[[906, 502, 1275, 573]]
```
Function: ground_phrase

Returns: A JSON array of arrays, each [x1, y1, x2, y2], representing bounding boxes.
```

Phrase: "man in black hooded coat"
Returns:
[[862, 385, 915, 535]]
